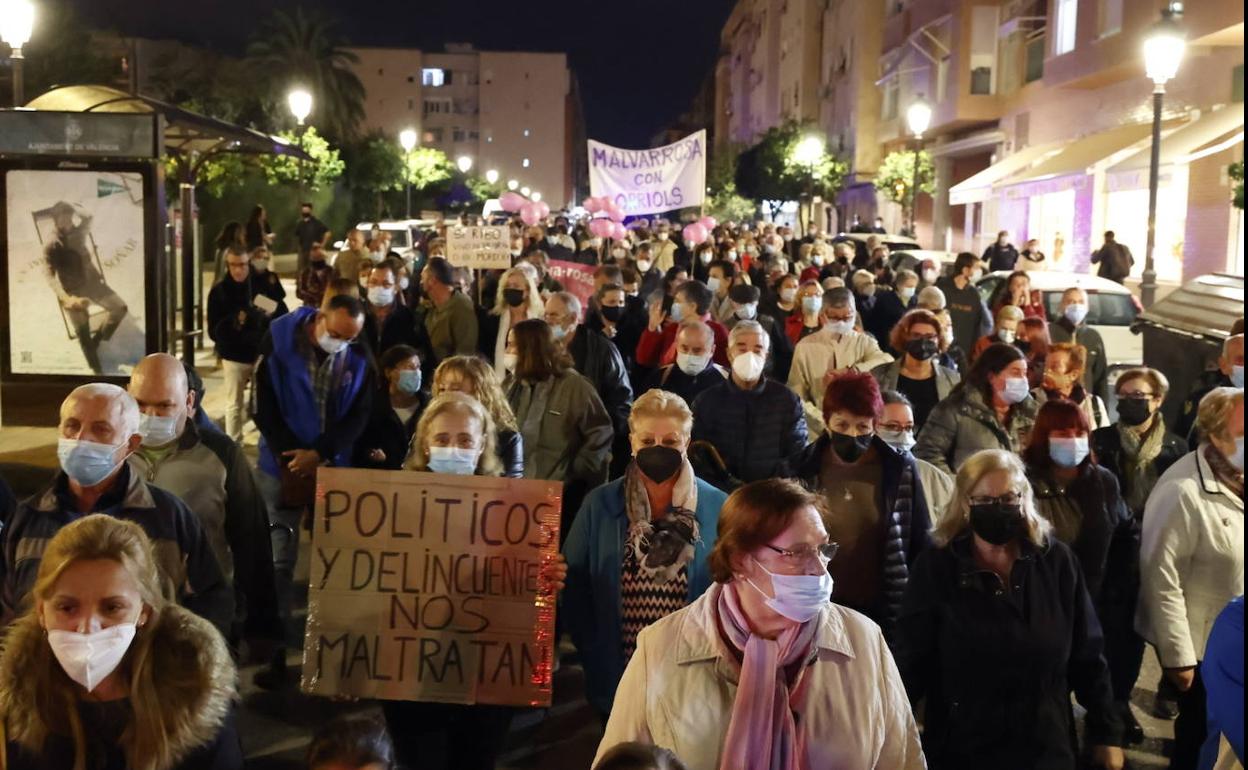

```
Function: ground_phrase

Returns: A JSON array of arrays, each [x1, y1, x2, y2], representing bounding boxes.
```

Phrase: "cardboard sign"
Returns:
[[545, 260, 595, 320], [301, 468, 562, 706], [588, 130, 706, 216], [446, 225, 511, 270]]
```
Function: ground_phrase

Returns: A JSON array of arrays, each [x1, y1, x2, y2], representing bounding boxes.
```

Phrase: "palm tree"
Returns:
[[247, 8, 366, 141]]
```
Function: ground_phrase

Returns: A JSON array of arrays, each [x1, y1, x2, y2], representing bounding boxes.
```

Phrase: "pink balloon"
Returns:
[[500, 191, 527, 213], [536, 201, 551, 218], [589, 218, 613, 238], [683, 223, 707, 246], [607, 203, 625, 223], [699, 216, 718, 231], [519, 203, 542, 227], [610, 222, 628, 241], [583, 197, 601, 213]]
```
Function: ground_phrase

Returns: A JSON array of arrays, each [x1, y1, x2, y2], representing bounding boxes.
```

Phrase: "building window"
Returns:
[[881, 77, 899, 120], [522, 158, 531, 168], [1097, 0, 1122, 37], [523, 129, 531, 137], [423, 129, 443, 143], [1025, 36, 1046, 82], [407, 75, 415, 83], [969, 6, 999, 95], [422, 68, 447, 87], [452, 127, 467, 142], [1054, 0, 1077, 56], [407, 98, 414, 111], [423, 98, 452, 117]]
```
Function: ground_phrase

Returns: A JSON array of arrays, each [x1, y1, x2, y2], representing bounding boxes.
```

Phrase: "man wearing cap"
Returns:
[[43, 200, 129, 374], [723, 282, 793, 382]]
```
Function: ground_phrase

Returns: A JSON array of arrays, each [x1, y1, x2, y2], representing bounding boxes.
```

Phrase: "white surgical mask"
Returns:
[[878, 428, 916, 452], [612, 248, 627, 259], [47, 621, 137, 693], [998, 328, 1016, 344], [399, 276, 411, 290], [971, 268, 984, 282], [735, 302, 757, 320], [706, 276, 722, 293], [699, 252, 713, 265], [676, 352, 711, 376], [922, 268, 938, 283], [367, 286, 395, 307], [426, 446, 480, 476], [657, 232, 670, 241], [779, 287, 797, 303], [637, 260, 652, 273], [138, 413, 180, 447], [725, 250, 738, 262], [745, 557, 832, 624], [318, 330, 349, 355], [669, 303, 685, 322], [801, 296, 823, 315], [1233, 365, 1245, 389], [1064, 303, 1089, 325], [1000, 376, 1031, 404], [732, 351, 765, 382], [898, 287, 916, 303], [826, 319, 855, 336], [503, 352, 518, 373], [252, 259, 270, 273], [57, 438, 124, 488], [1049, 436, 1090, 468]]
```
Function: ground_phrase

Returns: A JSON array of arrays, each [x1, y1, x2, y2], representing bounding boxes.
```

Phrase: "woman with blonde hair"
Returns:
[[403, 392, 503, 477], [895, 448, 1125, 770], [0, 514, 241, 770], [431, 355, 523, 477], [563, 389, 728, 721], [1037, 342, 1110, 429], [479, 266, 543, 376], [972, 304, 1025, 362]]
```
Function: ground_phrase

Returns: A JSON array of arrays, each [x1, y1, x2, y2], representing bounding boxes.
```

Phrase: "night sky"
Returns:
[[67, 0, 737, 147]]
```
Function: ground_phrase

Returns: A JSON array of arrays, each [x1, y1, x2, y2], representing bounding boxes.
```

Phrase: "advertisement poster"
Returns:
[[301, 468, 562, 707], [5, 169, 146, 376], [587, 129, 706, 216]]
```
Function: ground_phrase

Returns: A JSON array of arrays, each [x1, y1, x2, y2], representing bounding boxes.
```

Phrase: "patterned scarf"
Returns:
[[716, 582, 818, 770], [1118, 415, 1167, 513], [1204, 443, 1245, 500], [623, 460, 700, 583]]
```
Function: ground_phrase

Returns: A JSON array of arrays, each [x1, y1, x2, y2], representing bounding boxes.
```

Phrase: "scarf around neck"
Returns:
[[623, 459, 699, 583], [716, 582, 818, 770]]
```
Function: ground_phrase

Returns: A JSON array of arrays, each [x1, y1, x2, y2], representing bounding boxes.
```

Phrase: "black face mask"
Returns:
[[1117, 397, 1153, 427], [905, 338, 939, 362], [601, 305, 626, 323], [503, 288, 526, 307], [969, 502, 1025, 546], [635, 445, 683, 483], [830, 431, 873, 463]]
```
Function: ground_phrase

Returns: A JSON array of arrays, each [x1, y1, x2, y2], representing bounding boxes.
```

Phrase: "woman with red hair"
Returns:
[[1024, 398, 1142, 744], [796, 370, 933, 639]]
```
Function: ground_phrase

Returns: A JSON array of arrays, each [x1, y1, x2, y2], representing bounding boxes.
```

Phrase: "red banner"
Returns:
[[545, 259, 596, 320]]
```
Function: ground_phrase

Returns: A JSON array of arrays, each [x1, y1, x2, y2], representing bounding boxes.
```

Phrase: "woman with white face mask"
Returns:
[[597, 478, 924, 770], [403, 392, 501, 477], [972, 304, 1025, 364], [0, 514, 241, 770]]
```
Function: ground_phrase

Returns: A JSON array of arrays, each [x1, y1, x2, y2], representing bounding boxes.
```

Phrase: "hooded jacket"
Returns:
[[0, 605, 242, 770], [914, 386, 1040, 475]]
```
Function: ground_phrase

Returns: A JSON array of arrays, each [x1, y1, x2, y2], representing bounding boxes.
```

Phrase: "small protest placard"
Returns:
[[445, 225, 511, 270], [300, 468, 562, 706]]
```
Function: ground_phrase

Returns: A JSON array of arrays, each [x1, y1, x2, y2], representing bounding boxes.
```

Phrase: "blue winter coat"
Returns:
[[562, 476, 727, 715]]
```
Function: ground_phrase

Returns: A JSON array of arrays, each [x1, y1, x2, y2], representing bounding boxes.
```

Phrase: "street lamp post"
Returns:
[[399, 127, 417, 219], [0, 0, 35, 107], [287, 87, 313, 269], [456, 155, 474, 174], [485, 169, 499, 185], [905, 96, 933, 240], [1140, 11, 1185, 308]]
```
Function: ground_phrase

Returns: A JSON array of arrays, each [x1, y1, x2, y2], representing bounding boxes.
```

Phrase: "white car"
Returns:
[[332, 219, 439, 271], [832, 232, 956, 273], [976, 270, 1144, 382]]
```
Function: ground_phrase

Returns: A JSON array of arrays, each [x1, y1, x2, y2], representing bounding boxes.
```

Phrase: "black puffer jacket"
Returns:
[[896, 535, 1123, 770], [568, 325, 633, 441], [690, 376, 807, 488]]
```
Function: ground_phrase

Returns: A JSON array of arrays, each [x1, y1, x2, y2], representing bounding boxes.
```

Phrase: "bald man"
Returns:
[[128, 354, 281, 646], [0, 383, 231, 634]]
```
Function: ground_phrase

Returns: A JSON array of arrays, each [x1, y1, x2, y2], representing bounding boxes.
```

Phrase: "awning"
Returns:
[[1109, 107, 1244, 172], [949, 141, 1062, 205], [23, 85, 311, 164], [1002, 119, 1185, 187]]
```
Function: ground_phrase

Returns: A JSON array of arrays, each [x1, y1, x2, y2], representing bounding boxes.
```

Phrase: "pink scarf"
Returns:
[[716, 582, 819, 770]]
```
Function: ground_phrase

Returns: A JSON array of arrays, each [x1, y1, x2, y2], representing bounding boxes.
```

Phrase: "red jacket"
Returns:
[[636, 317, 730, 367]]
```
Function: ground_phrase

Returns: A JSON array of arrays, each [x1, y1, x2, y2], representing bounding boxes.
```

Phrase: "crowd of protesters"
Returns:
[[0, 202, 1242, 770]]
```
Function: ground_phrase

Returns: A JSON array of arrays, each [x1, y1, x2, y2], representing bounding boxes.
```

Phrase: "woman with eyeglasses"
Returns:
[[796, 372, 932, 639], [895, 449, 1125, 770], [597, 478, 924, 770], [871, 308, 961, 433], [1036, 342, 1110, 429]]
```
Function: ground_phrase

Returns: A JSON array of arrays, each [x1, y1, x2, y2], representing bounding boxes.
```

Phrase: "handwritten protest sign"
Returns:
[[588, 129, 706, 216], [546, 259, 595, 320], [446, 225, 511, 270], [300, 468, 562, 706]]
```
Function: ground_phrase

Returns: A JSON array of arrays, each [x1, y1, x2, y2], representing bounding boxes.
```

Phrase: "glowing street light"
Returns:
[[398, 127, 417, 152], [507, 179, 519, 190], [456, 155, 474, 174], [791, 134, 825, 167], [287, 88, 313, 126], [0, 0, 35, 107], [520, 186, 531, 197], [905, 95, 933, 237], [485, 168, 500, 185], [531, 191, 542, 202], [1140, 9, 1186, 308], [398, 128, 418, 218]]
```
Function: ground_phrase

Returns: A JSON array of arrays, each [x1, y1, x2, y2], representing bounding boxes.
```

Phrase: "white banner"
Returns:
[[587, 130, 706, 216]]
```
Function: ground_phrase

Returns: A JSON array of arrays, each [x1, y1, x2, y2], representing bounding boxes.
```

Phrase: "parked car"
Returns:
[[977, 270, 1144, 405], [332, 219, 438, 273], [832, 232, 956, 274]]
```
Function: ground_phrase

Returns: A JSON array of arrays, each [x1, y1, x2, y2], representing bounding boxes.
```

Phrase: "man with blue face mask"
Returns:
[[788, 287, 893, 438], [360, 261, 420, 359], [640, 320, 728, 408], [1048, 286, 1108, 405], [1177, 333, 1244, 445], [126, 353, 280, 654], [0, 383, 232, 636]]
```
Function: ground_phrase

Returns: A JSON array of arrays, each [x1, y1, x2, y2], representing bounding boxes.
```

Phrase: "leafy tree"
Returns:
[[874, 149, 935, 225], [246, 7, 366, 140], [1231, 162, 1245, 210], [261, 126, 345, 191], [342, 133, 407, 219], [735, 121, 848, 218], [404, 147, 454, 190], [705, 147, 757, 222], [9, 1, 117, 104]]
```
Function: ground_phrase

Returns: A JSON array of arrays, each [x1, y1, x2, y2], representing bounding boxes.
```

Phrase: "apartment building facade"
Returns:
[[348, 45, 582, 207]]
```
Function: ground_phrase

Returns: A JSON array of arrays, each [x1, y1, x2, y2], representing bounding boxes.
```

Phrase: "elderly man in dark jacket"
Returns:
[[1, 383, 232, 634], [691, 320, 807, 490]]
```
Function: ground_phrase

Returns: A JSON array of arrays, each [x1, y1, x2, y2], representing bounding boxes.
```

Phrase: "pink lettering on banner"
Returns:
[[545, 260, 596, 320]]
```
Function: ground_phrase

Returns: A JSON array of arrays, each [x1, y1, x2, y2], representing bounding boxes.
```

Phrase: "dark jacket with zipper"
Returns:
[[568, 325, 634, 443], [690, 376, 807, 488], [1090, 423, 1188, 517], [352, 386, 429, 470], [361, 301, 421, 358], [207, 276, 267, 364], [797, 434, 932, 638], [639, 362, 728, 408], [895, 534, 1123, 770]]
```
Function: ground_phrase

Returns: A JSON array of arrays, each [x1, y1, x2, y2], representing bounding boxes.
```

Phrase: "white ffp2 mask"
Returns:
[[47, 622, 137, 692]]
